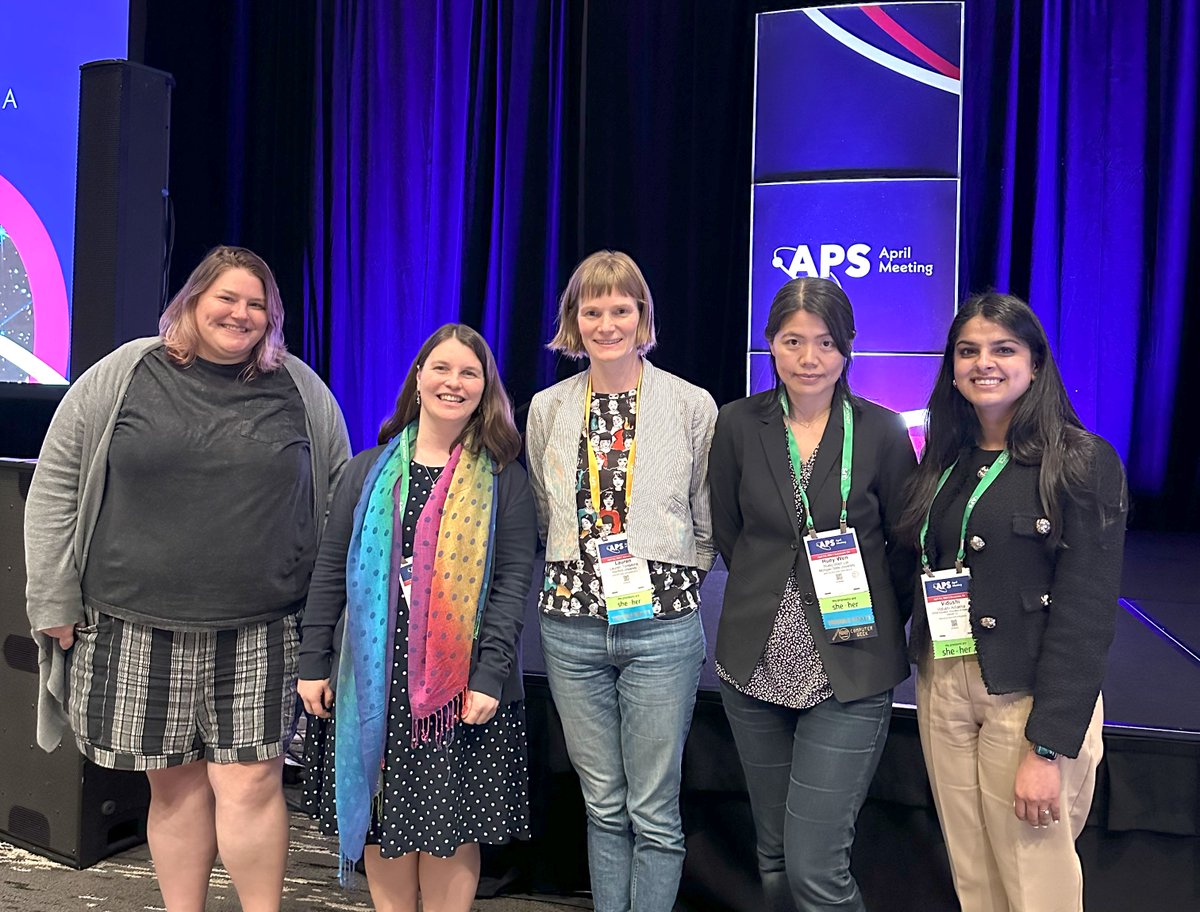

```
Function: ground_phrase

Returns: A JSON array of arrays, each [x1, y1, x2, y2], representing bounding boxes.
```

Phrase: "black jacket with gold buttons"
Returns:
[[913, 437, 1127, 757]]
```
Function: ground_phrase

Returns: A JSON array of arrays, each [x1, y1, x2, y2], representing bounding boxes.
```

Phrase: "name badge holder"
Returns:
[[918, 451, 1010, 659], [784, 395, 877, 642], [398, 559, 415, 607], [597, 535, 655, 624]]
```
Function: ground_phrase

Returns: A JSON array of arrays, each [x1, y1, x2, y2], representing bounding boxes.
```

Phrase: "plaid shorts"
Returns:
[[67, 608, 300, 769]]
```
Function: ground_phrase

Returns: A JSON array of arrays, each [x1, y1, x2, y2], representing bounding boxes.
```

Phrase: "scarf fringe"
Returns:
[[338, 853, 359, 889], [411, 689, 465, 749]]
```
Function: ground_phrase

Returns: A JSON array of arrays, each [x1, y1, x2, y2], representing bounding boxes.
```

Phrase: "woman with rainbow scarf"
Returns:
[[298, 324, 536, 912]]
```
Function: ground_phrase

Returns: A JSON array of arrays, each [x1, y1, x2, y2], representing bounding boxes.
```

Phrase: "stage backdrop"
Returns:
[[749, 3, 964, 444], [135, 0, 1199, 529]]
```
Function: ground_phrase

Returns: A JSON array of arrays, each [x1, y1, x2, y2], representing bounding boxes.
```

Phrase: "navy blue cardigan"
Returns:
[[298, 445, 537, 705]]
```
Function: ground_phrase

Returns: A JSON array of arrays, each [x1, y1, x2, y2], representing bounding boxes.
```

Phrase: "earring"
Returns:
[[416, 388, 422, 406], [952, 379, 957, 388]]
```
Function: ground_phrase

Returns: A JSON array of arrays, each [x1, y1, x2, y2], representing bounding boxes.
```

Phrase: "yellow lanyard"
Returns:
[[584, 367, 643, 511]]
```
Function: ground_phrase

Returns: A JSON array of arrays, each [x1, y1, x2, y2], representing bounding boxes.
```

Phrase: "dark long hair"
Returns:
[[900, 292, 1094, 545], [377, 324, 522, 469], [764, 276, 856, 401]]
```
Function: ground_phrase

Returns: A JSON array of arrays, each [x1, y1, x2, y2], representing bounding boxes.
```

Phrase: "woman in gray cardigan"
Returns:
[[25, 246, 350, 912], [526, 250, 716, 912]]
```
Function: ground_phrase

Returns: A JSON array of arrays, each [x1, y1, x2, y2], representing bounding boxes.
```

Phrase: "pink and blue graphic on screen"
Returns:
[[0, 1, 128, 382], [754, 3, 962, 179], [0, 175, 70, 383]]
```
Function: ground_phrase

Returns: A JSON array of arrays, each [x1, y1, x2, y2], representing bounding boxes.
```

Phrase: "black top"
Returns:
[[298, 443, 538, 704], [716, 441, 834, 708], [83, 350, 313, 629], [910, 437, 1128, 757], [709, 389, 919, 703]]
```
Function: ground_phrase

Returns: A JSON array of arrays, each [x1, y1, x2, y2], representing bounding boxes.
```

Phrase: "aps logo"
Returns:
[[772, 243, 871, 281]]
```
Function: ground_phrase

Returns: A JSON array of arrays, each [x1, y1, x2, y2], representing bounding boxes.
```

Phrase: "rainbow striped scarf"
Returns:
[[334, 423, 496, 875]]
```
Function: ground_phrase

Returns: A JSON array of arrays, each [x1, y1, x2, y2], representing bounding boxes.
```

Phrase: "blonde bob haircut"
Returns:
[[548, 250, 657, 359], [158, 245, 288, 379]]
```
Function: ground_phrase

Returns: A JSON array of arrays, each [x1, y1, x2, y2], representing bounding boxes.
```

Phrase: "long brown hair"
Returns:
[[158, 245, 287, 379], [899, 292, 1112, 548], [378, 324, 521, 469]]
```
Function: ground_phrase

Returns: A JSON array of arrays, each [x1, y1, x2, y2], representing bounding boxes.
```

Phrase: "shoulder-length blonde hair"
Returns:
[[378, 324, 522, 470], [548, 250, 657, 359], [158, 245, 287, 378]]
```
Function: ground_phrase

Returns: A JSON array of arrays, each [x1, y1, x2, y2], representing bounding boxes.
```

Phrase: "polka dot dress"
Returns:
[[303, 461, 530, 857]]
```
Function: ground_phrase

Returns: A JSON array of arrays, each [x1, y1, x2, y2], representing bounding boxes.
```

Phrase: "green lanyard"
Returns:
[[919, 450, 1010, 573], [781, 393, 854, 536]]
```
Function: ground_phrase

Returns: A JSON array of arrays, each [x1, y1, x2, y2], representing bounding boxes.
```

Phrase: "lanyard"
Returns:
[[919, 450, 1010, 573], [584, 367, 643, 510], [781, 393, 854, 536]]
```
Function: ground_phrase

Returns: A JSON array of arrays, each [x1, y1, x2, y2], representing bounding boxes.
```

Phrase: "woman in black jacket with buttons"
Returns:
[[901, 292, 1127, 912]]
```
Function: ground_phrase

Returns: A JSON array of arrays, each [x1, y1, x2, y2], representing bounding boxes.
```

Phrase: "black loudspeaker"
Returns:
[[69, 59, 174, 379], [0, 459, 150, 868]]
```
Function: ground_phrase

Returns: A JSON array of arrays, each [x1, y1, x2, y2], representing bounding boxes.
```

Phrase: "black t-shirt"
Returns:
[[82, 350, 314, 629]]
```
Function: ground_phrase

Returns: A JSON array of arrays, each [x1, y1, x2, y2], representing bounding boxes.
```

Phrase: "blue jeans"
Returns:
[[539, 611, 705, 912], [719, 682, 892, 912]]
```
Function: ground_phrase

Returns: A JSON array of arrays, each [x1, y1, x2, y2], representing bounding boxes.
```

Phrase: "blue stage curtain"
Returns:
[[960, 0, 1199, 524], [303, 1, 573, 449]]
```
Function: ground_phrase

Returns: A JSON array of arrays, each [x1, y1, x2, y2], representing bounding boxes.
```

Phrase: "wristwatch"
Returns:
[[1032, 743, 1059, 761]]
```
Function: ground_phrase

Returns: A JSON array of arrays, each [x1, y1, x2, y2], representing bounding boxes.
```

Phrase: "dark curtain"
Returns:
[[141, 0, 317, 359], [572, 1, 756, 408], [140, 0, 1198, 514], [303, 1, 576, 448], [959, 0, 1200, 529]]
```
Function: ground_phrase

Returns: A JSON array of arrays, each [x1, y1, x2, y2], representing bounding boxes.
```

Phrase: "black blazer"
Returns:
[[709, 389, 918, 703], [298, 445, 538, 705], [915, 438, 1127, 757]]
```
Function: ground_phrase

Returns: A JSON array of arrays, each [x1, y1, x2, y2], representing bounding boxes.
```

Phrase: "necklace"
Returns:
[[414, 461, 443, 487], [785, 406, 831, 430]]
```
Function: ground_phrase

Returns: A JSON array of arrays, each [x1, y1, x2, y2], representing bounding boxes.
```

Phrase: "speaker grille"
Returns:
[[7, 805, 51, 846], [3, 634, 38, 675]]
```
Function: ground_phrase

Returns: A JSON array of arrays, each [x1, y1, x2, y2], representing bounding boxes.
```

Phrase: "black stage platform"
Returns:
[[509, 531, 1200, 912]]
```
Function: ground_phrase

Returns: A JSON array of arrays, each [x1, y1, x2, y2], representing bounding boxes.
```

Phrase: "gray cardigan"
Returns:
[[24, 337, 351, 752], [526, 359, 717, 570]]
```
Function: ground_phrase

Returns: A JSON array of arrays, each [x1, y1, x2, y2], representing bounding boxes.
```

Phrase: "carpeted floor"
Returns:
[[0, 811, 591, 912]]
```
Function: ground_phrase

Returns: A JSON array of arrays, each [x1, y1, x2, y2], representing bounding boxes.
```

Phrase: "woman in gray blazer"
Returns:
[[708, 277, 917, 912], [526, 250, 716, 912]]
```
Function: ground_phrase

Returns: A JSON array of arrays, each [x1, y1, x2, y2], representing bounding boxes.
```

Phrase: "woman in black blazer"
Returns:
[[709, 277, 917, 912], [901, 293, 1126, 912]]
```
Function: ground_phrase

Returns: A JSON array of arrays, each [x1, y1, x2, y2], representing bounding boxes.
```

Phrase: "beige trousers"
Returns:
[[916, 654, 1104, 912]]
